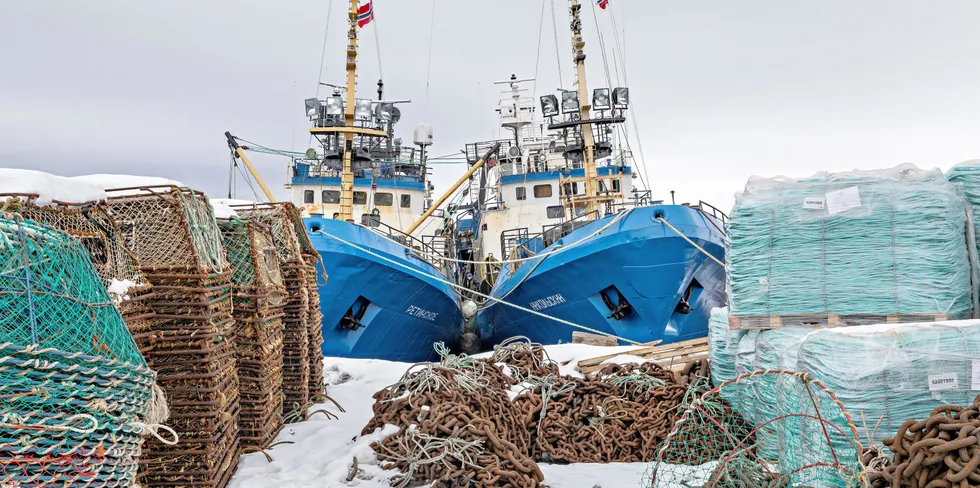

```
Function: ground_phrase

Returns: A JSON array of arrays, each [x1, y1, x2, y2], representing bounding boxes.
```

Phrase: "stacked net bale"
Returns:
[[230, 203, 311, 422], [708, 307, 743, 387], [792, 321, 980, 446], [645, 371, 867, 488], [0, 214, 166, 486], [0, 197, 157, 356], [728, 164, 973, 321], [946, 161, 980, 303], [102, 186, 239, 488], [296, 219, 326, 402], [218, 218, 286, 450]]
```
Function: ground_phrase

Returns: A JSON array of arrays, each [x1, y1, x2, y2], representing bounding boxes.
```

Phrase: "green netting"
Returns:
[[0, 215, 145, 366], [0, 214, 159, 486], [645, 371, 867, 488], [727, 164, 973, 319]]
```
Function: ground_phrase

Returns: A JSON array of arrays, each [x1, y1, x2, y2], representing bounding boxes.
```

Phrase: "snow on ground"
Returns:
[[72, 174, 184, 194], [0, 168, 107, 205], [228, 344, 672, 488]]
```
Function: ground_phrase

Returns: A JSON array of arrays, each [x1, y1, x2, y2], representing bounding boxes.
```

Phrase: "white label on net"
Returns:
[[972, 360, 980, 390], [803, 196, 826, 210], [928, 372, 959, 391], [825, 186, 861, 215]]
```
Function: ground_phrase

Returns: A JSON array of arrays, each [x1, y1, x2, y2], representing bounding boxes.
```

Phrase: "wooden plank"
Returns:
[[574, 337, 713, 369], [581, 349, 709, 375], [577, 340, 709, 375], [729, 313, 948, 331], [571, 331, 619, 347]]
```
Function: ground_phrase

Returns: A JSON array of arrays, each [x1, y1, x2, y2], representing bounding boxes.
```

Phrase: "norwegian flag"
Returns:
[[357, 1, 375, 28], [597, 0, 609, 9]]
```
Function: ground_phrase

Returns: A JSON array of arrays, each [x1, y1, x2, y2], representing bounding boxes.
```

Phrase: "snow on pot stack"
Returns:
[[88, 178, 241, 488], [216, 208, 287, 451], [0, 213, 169, 486]]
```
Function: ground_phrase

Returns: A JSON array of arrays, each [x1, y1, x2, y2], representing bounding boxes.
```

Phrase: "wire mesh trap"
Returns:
[[100, 186, 240, 487], [645, 370, 868, 488], [0, 214, 163, 487]]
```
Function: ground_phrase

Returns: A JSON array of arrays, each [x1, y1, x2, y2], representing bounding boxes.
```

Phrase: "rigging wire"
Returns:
[[310, 0, 335, 149], [372, 1, 384, 84], [549, 0, 564, 90], [423, 0, 438, 115]]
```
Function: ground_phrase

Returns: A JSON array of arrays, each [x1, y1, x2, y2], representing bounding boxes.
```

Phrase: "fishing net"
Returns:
[[0, 198, 157, 356], [0, 214, 164, 487], [946, 161, 980, 305], [100, 187, 240, 487], [727, 164, 973, 322], [645, 371, 867, 488], [218, 218, 286, 449], [230, 203, 313, 422]]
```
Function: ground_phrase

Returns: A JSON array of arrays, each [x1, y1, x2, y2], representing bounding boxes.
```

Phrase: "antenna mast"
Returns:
[[567, 0, 600, 218]]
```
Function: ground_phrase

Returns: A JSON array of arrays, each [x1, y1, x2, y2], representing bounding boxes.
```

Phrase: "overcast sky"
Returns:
[[2, 0, 979, 212]]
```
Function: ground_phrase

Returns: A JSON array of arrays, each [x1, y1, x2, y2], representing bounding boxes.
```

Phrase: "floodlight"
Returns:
[[325, 96, 344, 116], [592, 88, 611, 110], [305, 98, 321, 118], [540, 95, 559, 117], [612, 87, 630, 108], [561, 90, 580, 114], [375, 102, 401, 125], [354, 99, 373, 121]]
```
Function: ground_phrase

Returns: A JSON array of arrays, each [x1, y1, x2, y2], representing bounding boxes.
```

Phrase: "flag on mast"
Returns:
[[357, 1, 375, 28], [597, 0, 609, 9]]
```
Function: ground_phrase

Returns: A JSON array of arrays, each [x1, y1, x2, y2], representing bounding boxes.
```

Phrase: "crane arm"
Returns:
[[225, 131, 277, 202]]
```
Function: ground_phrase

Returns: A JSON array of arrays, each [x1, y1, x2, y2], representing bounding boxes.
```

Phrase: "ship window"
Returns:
[[375, 192, 393, 206], [546, 206, 565, 219], [304, 190, 314, 203], [563, 182, 580, 196], [533, 184, 552, 198], [322, 190, 339, 203], [353, 191, 367, 205], [516, 187, 527, 201], [613, 179, 621, 192], [400, 194, 411, 208]]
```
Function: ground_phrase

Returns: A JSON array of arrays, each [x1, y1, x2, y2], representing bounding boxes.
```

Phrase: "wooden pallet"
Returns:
[[729, 313, 948, 330], [577, 337, 709, 375]]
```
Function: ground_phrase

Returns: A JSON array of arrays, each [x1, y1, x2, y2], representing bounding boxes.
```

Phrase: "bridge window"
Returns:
[[563, 182, 580, 196], [546, 206, 565, 219], [533, 184, 552, 198], [353, 191, 367, 205], [516, 187, 526, 201], [322, 190, 339, 203], [304, 190, 314, 203], [401, 194, 412, 208], [613, 179, 621, 192], [375, 192, 393, 206]]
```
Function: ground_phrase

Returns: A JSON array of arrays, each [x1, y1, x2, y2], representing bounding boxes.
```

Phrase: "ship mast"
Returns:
[[567, 0, 600, 218], [338, 0, 361, 222]]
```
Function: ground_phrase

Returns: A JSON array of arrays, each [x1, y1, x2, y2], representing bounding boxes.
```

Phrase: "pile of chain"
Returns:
[[104, 187, 240, 488], [881, 394, 980, 487], [232, 203, 325, 421], [362, 338, 715, 487], [218, 218, 287, 450], [0, 214, 169, 486], [2, 198, 157, 356]]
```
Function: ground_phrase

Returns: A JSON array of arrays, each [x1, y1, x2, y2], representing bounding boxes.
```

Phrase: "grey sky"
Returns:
[[2, 1, 979, 212]]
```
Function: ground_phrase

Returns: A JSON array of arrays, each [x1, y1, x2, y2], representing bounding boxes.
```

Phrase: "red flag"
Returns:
[[357, 1, 374, 28], [597, 0, 609, 9]]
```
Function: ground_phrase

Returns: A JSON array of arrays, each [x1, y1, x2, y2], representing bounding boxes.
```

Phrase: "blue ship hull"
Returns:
[[479, 205, 725, 346], [303, 217, 461, 362]]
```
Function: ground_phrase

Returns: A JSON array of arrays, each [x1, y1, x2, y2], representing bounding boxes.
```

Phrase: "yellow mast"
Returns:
[[338, 0, 361, 222], [568, 0, 600, 218]]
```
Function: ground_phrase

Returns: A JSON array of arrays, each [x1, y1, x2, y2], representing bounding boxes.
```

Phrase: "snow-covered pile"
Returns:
[[228, 344, 696, 488], [210, 200, 238, 219], [0, 168, 107, 205], [211, 198, 260, 207], [73, 174, 185, 195]]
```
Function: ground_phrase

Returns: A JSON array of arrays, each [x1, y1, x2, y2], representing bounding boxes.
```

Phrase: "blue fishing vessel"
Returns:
[[227, 0, 461, 361], [449, 0, 727, 348]]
